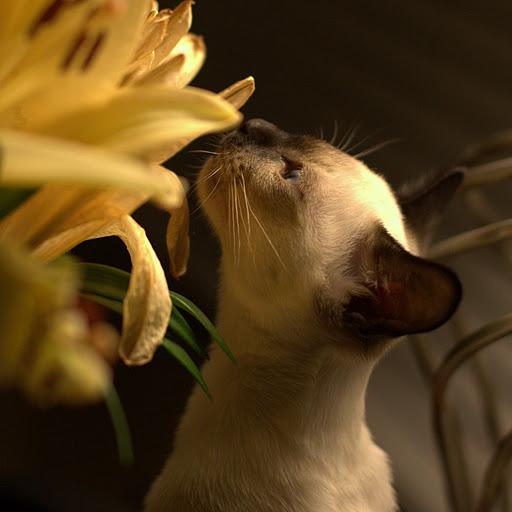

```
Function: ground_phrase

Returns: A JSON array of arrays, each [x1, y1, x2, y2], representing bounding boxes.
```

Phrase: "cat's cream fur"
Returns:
[[145, 120, 461, 512]]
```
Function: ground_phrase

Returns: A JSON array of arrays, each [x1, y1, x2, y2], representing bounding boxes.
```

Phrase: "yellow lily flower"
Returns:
[[0, 0, 255, 367], [0, 242, 114, 406]]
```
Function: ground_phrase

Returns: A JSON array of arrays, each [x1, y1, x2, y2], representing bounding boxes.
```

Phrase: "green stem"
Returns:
[[104, 386, 134, 466]]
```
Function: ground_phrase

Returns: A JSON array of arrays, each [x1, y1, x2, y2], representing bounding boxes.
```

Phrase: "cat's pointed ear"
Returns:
[[339, 226, 462, 339], [397, 167, 465, 253]]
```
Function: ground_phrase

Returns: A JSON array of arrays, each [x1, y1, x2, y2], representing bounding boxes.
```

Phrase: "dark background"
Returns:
[[2, 1, 512, 510]]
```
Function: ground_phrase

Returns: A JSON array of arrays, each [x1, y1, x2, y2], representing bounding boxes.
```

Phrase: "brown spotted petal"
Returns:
[[0, 0, 150, 130]]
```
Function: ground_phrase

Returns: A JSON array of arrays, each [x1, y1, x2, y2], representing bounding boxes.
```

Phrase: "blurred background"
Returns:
[[2, 0, 512, 510]]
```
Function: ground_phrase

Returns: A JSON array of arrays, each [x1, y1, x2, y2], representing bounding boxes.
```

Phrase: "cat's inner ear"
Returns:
[[339, 226, 462, 339], [398, 167, 465, 253]]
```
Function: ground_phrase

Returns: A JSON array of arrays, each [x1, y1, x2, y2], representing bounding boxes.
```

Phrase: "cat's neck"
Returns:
[[184, 278, 376, 460]]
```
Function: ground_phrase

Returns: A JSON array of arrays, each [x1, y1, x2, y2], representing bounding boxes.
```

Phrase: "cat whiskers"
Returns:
[[239, 173, 256, 267], [233, 178, 242, 267], [244, 187, 285, 268], [337, 121, 361, 151], [240, 174, 252, 241], [329, 119, 340, 146], [228, 181, 233, 261], [190, 172, 222, 216], [195, 165, 222, 185], [188, 149, 220, 156], [352, 138, 402, 159]]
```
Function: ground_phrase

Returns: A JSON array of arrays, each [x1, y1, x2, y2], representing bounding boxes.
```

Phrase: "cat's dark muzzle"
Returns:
[[221, 118, 283, 149]]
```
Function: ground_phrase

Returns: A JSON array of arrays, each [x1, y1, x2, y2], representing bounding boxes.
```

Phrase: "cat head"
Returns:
[[198, 119, 463, 351]]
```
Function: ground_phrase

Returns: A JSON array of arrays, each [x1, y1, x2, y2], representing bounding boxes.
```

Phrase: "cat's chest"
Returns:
[[258, 432, 397, 512]]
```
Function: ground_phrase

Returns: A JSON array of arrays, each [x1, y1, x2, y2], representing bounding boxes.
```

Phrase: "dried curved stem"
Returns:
[[449, 312, 509, 512], [432, 313, 512, 512], [463, 157, 512, 188], [476, 430, 512, 512], [410, 335, 473, 512], [429, 220, 512, 260]]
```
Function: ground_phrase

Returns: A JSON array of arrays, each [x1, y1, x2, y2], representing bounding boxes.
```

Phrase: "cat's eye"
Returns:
[[281, 158, 303, 182]]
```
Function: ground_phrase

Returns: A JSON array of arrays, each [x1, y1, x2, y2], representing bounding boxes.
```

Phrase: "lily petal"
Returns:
[[220, 76, 256, 110], [135, 34, 205, 89], [0, 165, 183, 263], [0, 130, 184, 206], [167, 189, 190, 279], [87, 215, 171, 365], [132, 8, 169, 63], [152, 0, 193, 68], [40, 86, 242, 163], [0, 187, 116, 250]]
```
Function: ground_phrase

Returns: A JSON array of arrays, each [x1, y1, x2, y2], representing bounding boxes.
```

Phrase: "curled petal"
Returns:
[[88, 216, 171, 365], [220, 76, 256, 110], [40, 86, 242, 163], [33, 219, 112, 262], [166, 188, 190, 279]]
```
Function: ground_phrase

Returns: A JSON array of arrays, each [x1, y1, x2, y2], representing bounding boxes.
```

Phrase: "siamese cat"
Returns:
[[145, 119, 464, 512]]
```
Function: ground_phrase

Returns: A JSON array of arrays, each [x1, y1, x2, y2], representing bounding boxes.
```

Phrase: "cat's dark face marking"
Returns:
[[197, 119, 462, 351]]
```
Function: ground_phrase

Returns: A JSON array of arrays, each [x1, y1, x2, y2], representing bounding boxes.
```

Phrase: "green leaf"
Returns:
[[170, 307, 209, 359], [85, 291, 209, 360], [79, 263, 128, 302], [161, 339, 212, 400], [104, 386, 134, 466], [84, 293, 211, 399], [79, 263, 234, 364], [170, 292, 235, 365]]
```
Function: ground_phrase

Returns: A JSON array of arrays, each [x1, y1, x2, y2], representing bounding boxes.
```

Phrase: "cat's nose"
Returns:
[[238, 118, 279, 145]]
